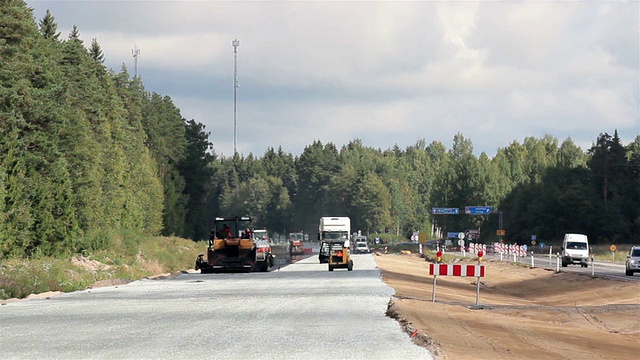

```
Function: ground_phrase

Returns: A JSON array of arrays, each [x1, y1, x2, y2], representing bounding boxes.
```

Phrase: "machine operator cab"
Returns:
[[319, 232, 349, 264], [319, 232, 352, 271]]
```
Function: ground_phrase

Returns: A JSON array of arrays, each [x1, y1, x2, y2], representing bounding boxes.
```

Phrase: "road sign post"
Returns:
[[609, 244, 617, 261]]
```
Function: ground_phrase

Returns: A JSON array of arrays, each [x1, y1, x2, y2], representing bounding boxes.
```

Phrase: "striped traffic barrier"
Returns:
[[429, 263, 486, 306]]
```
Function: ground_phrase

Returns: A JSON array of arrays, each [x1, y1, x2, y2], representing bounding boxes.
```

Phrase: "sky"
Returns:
[[26, 1, 640, 158]]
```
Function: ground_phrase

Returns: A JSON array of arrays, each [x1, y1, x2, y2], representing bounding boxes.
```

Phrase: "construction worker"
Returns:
[[223, 224, 232, 238]]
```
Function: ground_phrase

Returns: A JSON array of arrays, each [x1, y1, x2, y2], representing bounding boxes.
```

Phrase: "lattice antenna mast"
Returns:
[[132, 45, 140, 78], [232, 38, 240, 155]]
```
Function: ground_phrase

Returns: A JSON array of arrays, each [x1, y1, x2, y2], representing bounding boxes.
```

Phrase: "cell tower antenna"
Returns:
[[132, 45, 140, 78], [232, 38, 240, 155]]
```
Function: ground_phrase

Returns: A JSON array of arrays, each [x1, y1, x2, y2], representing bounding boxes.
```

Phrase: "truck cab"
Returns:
[[318, 217, 351, 265]]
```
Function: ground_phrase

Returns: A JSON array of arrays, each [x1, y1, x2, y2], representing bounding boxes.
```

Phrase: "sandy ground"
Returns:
[[375, 253, 640, 360]]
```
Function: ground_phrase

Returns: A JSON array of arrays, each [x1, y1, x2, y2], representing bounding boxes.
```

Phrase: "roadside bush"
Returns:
[[77, 228, 115, 253]]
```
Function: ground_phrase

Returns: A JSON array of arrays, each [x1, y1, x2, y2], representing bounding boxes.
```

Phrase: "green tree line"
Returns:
[[1, 1, 638, 261], [1, 2, 214, 257], [221, 133, 638, 245]]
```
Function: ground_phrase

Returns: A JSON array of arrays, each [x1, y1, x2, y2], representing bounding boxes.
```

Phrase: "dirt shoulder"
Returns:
[[375, 253, 640, 360]]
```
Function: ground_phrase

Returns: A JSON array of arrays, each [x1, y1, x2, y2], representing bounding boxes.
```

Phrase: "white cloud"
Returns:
[[26, 0, 639, 157]]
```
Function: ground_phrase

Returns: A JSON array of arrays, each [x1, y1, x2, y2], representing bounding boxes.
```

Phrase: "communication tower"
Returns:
[[132, 45, 140, 77], [232, 38, 239, 155]]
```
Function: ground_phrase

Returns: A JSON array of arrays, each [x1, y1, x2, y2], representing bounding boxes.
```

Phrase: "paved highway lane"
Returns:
[[0, 254, 432, 360]]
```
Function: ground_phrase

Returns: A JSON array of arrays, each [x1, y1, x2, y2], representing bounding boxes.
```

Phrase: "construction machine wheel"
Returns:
[[347, 260, 353, 271]]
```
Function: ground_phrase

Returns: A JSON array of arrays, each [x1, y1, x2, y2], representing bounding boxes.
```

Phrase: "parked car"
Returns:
[[625, 246, 640, 276]]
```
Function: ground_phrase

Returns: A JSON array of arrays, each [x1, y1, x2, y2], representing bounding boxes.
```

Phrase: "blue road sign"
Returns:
[[447, 232, 459, 238], [432, 207, 459, 215], [464, 206, 493, 215]]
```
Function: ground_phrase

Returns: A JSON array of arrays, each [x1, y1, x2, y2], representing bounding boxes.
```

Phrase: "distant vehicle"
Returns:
[[289, 232, 305, 256], [252, 229, 273, 272], [625, 246, 640, 276], [353, 235, 370, 254], [561, 233, 589, 268], [486, 244, 495, 254]]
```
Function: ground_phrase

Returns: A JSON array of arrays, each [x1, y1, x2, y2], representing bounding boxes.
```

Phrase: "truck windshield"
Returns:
[[322, 231, 348, 240], [253, 231, 267, 241], [567, 242, 587, 250]]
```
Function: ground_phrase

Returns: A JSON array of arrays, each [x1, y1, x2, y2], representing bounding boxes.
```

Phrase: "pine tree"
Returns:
[[68, 25, 81, 42], [179, 120, 215, 240], [38, 9, 60, 40], [89, 38, 105, 63]]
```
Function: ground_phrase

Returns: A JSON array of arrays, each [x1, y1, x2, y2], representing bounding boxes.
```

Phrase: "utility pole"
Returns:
[[132, 45, 140, 78], [232, 38, 240, 155]]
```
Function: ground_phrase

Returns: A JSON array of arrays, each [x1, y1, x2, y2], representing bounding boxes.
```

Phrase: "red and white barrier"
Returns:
[[429, 263, 486, 277], [429, 262, 487, 306]]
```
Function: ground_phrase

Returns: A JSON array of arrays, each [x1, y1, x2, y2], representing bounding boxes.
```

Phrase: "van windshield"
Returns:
[[567, 242, 587, 250]]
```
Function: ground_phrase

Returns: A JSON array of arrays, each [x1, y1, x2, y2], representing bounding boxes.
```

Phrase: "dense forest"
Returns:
[[1, 1, 639, 259]]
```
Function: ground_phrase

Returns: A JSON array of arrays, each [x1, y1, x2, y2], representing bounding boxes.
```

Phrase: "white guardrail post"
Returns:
[[531, 251, 535, 267], [556, 252, 560, 272], [591, 255, 595, 277]]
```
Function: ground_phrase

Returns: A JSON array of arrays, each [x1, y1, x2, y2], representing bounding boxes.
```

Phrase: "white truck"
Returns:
[[318, 217, 351, 264], [561, 233, 590, 268]]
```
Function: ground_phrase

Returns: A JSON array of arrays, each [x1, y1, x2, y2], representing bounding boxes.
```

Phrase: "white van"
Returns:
[[561, 233, 589, 268]]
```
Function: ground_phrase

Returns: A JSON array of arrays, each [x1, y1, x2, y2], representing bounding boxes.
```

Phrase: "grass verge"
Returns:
[[0, 235, 204, 300]]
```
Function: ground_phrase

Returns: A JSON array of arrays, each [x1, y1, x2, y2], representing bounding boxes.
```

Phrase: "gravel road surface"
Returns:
[[1, 254, 432, 360]]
